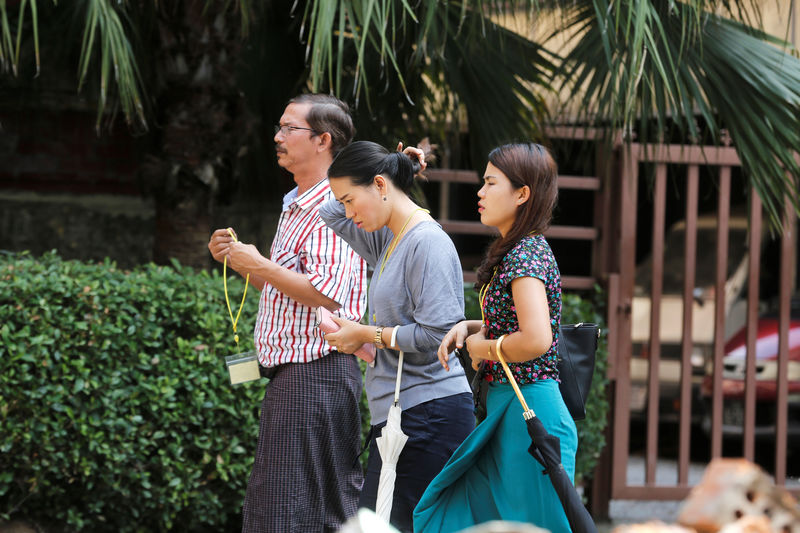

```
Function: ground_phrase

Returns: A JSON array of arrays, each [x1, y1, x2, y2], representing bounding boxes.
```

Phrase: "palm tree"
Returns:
[[2, 0, 798, 244], [1, 0, 306, 267], [296, 0, 800, 226]]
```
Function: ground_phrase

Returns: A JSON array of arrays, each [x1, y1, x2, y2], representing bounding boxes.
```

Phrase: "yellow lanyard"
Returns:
[[479, 267, 498, 325], [372, 207, 429, 322], [480, 233, 535, 324], [223, 228, 250, 346], [376, 207, 429, 280]]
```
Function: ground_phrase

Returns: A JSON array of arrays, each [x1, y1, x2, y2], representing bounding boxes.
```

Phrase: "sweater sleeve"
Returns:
[[392, 230, 465, 354], [318, 199, 390, 268]]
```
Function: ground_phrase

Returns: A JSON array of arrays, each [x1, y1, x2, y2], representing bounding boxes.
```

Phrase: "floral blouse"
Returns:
[[480, 234, 561, 385]]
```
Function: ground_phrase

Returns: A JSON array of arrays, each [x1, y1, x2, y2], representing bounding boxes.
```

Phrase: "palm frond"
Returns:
[[554, 0, 800, 228], [300, 1, 557, 167], [0, 0, 40, 76], [429, 4, 558, 163], [77, 0, 146, 131]]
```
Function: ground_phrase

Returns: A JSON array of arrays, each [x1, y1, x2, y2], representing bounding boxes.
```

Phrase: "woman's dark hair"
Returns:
[[475, 143, 559, 287], [327, 140, 422, 194]]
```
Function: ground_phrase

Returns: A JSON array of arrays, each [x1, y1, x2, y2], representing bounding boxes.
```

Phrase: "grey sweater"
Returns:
[[319, 200, 471, 424]]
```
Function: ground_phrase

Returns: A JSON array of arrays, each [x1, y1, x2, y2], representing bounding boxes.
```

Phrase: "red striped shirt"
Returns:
[[255, 179, 367, 366]]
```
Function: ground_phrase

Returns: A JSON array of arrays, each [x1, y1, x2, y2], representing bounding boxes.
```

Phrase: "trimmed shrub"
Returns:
[[0, 251, 264, 532], [1, 251, 607, 531]]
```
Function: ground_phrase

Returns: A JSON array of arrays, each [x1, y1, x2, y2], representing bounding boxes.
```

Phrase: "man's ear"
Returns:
[[516, 185, 531, 206], [317, 132, 333, 153]]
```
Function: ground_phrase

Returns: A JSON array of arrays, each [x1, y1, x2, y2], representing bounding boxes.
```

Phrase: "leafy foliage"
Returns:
[[0, 251, 265, 531], [464, 283, 609, 486], [555, 0, 800, 228], [3, 0, 799, 225], [561, 288, 609, 486]]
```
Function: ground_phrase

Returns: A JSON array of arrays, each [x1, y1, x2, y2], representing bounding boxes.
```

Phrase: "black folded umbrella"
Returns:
[[496, 351, 598, 533], [523, 411, 597, 533]]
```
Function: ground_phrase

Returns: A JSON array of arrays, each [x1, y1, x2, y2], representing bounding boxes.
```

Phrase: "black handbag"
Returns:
[[557, 323, 600, 420], [455, 322, 600, 422]]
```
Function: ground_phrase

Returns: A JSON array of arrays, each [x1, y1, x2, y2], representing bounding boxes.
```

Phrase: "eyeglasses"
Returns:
[[274, 124, 318, 136]]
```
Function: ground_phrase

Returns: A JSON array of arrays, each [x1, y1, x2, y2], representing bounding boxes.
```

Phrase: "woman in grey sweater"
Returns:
[[319, 141, 473, 533]]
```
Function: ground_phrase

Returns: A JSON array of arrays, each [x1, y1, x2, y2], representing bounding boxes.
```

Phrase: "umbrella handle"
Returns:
[[495, 336, 533, 414], [394, 351, 404, 404]]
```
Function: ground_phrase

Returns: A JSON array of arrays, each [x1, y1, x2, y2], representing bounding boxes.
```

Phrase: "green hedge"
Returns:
[[465, 283, 609, 486], [0, 251, 265, 532], [1, 252, 607, 531]]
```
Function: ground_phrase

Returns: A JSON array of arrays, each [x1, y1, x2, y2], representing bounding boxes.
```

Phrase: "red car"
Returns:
[[701, 300, 800, 439]]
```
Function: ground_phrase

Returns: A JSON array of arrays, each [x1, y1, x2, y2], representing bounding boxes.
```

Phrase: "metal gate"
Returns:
[[609, 140, 799, 500]]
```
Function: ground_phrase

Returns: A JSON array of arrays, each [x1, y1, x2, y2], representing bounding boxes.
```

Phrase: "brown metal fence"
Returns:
[[611, 142, 799, 499]]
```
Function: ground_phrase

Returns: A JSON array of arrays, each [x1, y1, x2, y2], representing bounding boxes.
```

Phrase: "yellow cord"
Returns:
[[377, 207, 429, 280], [223, 228, 250, 346], [372, 207, 429, 323], [479, 267, 498, 325]]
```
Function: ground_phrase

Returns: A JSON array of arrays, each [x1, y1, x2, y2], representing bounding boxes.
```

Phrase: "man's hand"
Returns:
[[227, 242, 268, 274], [208, 228, 237, 263]]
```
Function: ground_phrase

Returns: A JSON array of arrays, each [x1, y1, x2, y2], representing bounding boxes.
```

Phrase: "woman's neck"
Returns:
[[386, 196, 426, 236]]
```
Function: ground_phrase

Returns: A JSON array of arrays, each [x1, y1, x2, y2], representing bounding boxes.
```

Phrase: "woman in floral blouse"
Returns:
[[413, 143, 577, 533]]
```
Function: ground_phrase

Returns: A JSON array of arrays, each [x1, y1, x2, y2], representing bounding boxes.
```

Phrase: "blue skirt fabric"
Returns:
[[413, 379, 578, 533]]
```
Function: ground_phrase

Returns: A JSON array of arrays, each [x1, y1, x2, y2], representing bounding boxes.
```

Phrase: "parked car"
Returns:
[[700, 298, 800, 440], [629, 215, 751, 422]]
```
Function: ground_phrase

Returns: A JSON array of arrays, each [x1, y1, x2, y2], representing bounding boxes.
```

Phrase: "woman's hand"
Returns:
[[324, 316, 370, 354], [465, 326, 489, 371], [437, 321, 470, 371], [397, 141, 427, 173]]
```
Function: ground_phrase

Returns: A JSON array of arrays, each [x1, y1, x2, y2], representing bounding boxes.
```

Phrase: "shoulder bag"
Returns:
[[456, 322, 600, 421], [557, 322, 600, 420]]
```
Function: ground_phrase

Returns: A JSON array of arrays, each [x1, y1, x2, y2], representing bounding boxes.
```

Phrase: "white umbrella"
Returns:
[[374, 350, 408, 523]]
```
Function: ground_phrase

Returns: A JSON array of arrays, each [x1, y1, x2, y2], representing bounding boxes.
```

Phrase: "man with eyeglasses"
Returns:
[[207, 94, 367, 532]]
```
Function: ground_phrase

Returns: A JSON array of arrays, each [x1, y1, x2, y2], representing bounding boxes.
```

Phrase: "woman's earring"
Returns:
[[383, 196, 387, 201]]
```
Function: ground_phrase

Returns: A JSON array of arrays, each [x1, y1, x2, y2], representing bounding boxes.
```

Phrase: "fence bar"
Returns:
[[595, 140, 615, 277], [545, 226, 598, 240], [646, 163, 667, 485], [560, 276, 597, 290], [425, 169, 482, 184], [612, 144, 639, 497], [678, 165, 699, 484], [711, 167, 731, 459], [439, 181, 450, 221], [632, 144, 740, 165], [743, 193, 762, 460], [558, 176, 601, 190], [607, 273, 620, 380], [774, 201, 795, 483], [616, 484, 800, 500]]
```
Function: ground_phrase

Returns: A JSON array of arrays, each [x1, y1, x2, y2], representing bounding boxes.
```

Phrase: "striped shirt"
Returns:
[[254, 178, 367, 367]]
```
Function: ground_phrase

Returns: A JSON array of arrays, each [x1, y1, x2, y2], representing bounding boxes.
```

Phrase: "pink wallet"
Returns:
[[316, 307, 376, 364]]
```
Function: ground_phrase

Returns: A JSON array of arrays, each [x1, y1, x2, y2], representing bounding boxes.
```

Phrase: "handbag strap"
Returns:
[[494, 336, 536, 420]]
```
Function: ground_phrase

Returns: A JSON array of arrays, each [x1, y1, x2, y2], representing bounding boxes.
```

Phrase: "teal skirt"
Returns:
[[413, 379, 578, 533]]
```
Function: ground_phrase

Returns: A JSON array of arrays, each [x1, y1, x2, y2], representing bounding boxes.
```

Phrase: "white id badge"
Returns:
[[225, 351, 260, 385]]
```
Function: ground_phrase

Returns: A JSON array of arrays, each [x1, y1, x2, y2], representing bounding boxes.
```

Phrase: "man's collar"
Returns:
[[284, 178, 330, 212]]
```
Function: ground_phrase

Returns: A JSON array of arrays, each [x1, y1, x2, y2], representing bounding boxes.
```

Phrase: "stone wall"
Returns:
[[0, 191, 280, 269]]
